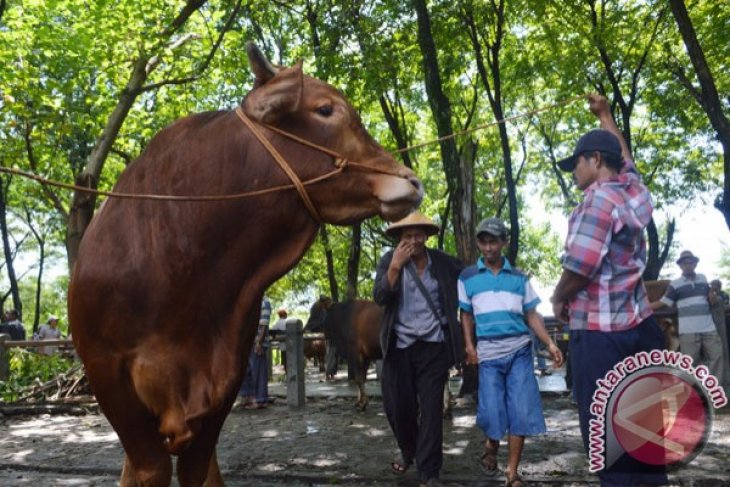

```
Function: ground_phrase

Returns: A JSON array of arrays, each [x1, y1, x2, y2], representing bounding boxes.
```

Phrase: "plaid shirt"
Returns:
[[562, 159, 653, 332]]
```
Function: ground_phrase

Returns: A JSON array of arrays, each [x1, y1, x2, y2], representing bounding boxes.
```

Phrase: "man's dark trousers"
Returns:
[[570, 316, 668, 487], [382, 340, 449, 481]]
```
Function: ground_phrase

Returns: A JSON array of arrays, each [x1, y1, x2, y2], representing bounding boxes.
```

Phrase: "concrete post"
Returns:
[[285, 319, 305, 407], [0, 334, 10, 381]]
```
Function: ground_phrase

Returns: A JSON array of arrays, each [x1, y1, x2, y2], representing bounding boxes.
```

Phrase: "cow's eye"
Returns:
[[315, 105, 334, 117]]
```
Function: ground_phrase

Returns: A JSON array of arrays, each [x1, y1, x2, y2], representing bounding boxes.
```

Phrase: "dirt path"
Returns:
[[1, 370, 729, 486]]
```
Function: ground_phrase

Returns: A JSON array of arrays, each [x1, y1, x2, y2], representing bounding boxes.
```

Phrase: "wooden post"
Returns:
[[0, 334, 10, 381], [285, 319, 305, 407]]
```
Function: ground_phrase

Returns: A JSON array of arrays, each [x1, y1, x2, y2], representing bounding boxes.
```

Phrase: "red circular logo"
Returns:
[[611, 371, 709, 466]]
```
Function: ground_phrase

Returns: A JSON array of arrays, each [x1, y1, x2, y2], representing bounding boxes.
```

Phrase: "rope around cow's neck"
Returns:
[[0, 94, 585, 202], [234, 107, 323, 222]]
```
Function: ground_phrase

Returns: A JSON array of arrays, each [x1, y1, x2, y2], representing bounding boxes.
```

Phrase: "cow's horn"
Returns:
[[246, 42, 278, 83]]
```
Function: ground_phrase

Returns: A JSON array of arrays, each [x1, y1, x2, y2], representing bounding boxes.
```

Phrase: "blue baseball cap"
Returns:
[[557, 129, 622, 171]]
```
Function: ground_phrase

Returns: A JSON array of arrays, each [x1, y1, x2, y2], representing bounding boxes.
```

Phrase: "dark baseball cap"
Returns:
[[557, 129, 622, 172], [476, 217, 507, 237]]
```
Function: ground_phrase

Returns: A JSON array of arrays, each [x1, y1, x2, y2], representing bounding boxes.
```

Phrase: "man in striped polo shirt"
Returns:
[[459, 217, 562, 487], [651, 250, 723, 386]]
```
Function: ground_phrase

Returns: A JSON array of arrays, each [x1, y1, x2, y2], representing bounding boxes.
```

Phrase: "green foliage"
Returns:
[[0, 348, 76, 402], [717, 244, 730, 284], [1, 0, 728, 314]]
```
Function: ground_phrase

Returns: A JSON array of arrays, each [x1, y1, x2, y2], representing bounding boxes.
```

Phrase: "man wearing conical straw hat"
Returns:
[[374, 211, 464, 487]]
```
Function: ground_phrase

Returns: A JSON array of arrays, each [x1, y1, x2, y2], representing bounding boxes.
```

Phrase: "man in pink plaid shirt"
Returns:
[[551, 94, 667, 487]]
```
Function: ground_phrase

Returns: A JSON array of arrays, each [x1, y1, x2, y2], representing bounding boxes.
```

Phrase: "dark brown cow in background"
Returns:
[[304, 337, 327, 371], [314, 299, 454, 416], [68, 43, 422, 487], [317, 300, 383, 410]]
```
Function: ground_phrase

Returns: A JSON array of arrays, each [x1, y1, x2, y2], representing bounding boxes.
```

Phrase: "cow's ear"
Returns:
[[247, 42, 278, 87], [244, 61, 303, 123]]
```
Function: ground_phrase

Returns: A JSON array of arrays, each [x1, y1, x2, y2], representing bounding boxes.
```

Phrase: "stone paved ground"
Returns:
[[0, 366, 729, 486]]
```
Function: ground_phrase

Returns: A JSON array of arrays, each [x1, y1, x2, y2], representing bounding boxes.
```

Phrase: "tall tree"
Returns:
[[0, 177, 21, 314], [412, 0, 475, 263], [66, 0, 242, 269], [668, 0, 730, 231], [461, 0, 519, 263]]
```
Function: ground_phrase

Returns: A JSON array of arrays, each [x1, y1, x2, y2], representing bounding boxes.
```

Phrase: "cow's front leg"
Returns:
[[204, 450, 224, 487]]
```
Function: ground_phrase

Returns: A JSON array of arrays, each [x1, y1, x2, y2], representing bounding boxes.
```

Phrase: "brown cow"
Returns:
[[318, 300, 383, 410], [68, 44, 422, 487], [304, 337, 327, 371], [316, 299, 454, 416]]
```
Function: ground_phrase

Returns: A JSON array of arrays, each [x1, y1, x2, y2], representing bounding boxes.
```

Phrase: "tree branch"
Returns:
[[668, 62, 703, 107], [22, 119, 69, 221], [141, 0, 243, 92], [162, 0, 207, 37]]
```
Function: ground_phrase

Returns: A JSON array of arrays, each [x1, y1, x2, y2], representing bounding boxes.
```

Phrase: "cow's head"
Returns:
[[242, 43, 422, 224]]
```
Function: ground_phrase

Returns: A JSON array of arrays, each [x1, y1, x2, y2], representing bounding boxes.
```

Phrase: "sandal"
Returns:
[[505, 471, 524, 487], [480, 444, 499, 476], [390, 452, 412, 475]]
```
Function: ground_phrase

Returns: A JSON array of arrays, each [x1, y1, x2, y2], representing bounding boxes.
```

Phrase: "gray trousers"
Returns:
[[714, 319, 730, 389], [679, 331, 724, 386]]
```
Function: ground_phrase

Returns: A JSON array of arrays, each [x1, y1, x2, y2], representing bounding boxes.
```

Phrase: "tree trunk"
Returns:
[[457, 139, 478, 265], [0, 179, 21, 315], [66, 0, 211, 270], [642, 218, 675, 281], [66, 56, 150, 270], [32, 239, 44, 334], [412, 0, 470, 262], [345, 223, 361, 299], [462, 0, 519, 263], [320, 226, 339, 302], [379, 93, 414, 168], [668, 0, 730, 229]]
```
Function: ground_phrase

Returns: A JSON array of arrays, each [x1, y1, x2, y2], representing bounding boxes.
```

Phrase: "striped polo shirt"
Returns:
[[660, 274, 716, 335], [458, 257, 539, 360], [259, 297, 272, 346]]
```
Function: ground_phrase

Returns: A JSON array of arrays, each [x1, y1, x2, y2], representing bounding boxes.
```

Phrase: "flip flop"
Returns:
[[480, 445, 499, 476], [505, 472, 524, 487], [390, 452, 412, 475]]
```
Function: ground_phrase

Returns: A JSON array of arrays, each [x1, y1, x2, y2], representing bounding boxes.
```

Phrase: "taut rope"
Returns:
[[0, 95, 586, 203]]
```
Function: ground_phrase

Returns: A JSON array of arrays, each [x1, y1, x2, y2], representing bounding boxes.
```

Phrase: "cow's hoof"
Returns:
[[443, 409, 453, 420]]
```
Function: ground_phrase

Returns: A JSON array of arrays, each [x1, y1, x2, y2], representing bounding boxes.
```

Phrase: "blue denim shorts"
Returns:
[[476, 343, 546, 440]]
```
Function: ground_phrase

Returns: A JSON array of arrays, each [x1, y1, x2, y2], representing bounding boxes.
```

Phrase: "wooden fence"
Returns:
[[0, 319, 315, 407]]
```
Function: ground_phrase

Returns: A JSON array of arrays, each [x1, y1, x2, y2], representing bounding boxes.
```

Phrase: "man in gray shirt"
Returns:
[[652, 250, 723, 385], [374, 211, 463, 487]]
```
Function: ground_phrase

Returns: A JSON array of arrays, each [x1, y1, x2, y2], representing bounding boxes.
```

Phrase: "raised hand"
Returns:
[[588, 93, 610, 118]]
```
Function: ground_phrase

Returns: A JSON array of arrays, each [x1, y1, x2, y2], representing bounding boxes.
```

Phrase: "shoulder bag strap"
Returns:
[[405, 263, 443, 324]]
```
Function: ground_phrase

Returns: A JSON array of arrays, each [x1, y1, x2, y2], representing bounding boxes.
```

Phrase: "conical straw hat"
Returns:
[[385, 211, 439, 237]]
